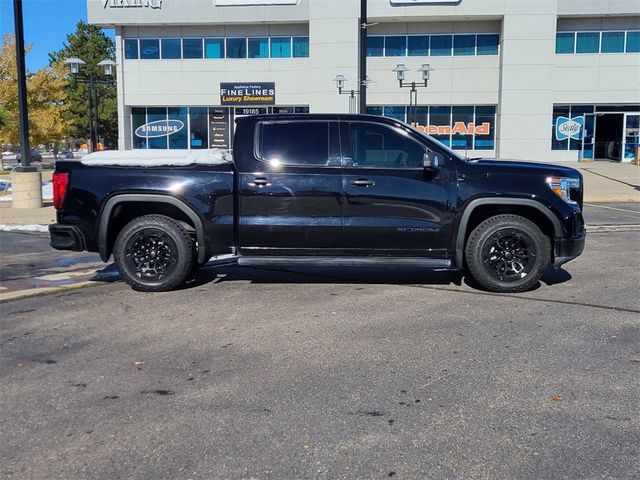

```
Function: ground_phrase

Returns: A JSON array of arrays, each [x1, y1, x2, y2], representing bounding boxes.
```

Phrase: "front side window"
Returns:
[[258, 122, 330, 166], [139, 39, 160, 59], [349, 122, 425, 168]]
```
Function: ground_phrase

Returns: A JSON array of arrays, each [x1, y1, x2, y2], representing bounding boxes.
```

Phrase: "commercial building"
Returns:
[[88, 0, 640, 162]]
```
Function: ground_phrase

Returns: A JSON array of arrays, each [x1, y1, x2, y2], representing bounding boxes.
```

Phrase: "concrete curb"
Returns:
[[0, 281, 102, 304]]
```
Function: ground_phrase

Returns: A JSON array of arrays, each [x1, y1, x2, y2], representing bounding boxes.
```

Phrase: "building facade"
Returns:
[[88, 0, 640, 162]]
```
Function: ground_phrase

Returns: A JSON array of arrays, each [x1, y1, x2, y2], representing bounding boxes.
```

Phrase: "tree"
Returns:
[[49, 22, 117, 149], [0, 34, 71, 147]]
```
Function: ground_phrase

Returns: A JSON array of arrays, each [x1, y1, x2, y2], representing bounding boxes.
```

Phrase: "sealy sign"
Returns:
[[555, 116, 584, 141], [135, 120, 184, 138], [103, 0, 162, 9], [220, 82, 276, 106], [413, 121, 491, 136]]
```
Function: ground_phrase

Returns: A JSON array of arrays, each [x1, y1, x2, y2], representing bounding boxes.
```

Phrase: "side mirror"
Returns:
[[423, 151, 442, 170]]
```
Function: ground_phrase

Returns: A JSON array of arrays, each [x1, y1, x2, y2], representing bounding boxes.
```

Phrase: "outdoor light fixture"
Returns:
[[64, 57, 86, 75], [333, 74, 372, 114], [63, 56, 117, 153], [98, 59, 117, 77], [334, 74, 346, 94], [392, 64, 435, 126]]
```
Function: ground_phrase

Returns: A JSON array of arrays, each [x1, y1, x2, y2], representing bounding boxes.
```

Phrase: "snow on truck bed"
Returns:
[[80, 149, 232, 167]]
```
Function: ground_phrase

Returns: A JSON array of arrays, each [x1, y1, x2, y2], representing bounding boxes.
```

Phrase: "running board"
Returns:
[[238, 256, 452, 268]]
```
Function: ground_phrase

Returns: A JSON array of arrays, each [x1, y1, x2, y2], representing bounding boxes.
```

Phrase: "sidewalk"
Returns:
[[0, 161, 638, 227]]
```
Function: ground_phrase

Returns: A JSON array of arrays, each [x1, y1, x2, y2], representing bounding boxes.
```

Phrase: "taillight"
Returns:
[[52, 172, 69, 209]]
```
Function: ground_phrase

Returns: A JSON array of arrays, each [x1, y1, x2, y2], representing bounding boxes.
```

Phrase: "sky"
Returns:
[[1, 0, 114, 72]]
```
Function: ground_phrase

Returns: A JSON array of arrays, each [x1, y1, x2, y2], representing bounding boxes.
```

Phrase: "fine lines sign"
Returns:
[[220, 83, 276, 106]]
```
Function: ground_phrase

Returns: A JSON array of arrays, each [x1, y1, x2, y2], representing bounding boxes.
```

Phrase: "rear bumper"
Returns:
[[553, 233, 585, 267], [49, 224, 85, 252]]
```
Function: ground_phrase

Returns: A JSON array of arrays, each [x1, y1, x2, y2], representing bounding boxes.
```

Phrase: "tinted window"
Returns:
[[576, 32, 599, 53], [601, 31, 625, 53], [367, 36, 384, 57], [454, 35, 475, 56], [161, 39, 181, 59], [189, 107, 208, 149], [627, 31, 640, 52], [349, 122, 425, 168], [248, 37, 269, 58], [293, 37, 309, 57], [139, 39, 159, 59], [385, 36, 407, 56], [205, 38, 225, 58], [477, 34, 499, 55], [226, 38, 247, 58], [271, 37, 292, 58], [408, 35, 429, 56], [259, 122, 330, 166], [183, 38, 203, 58], [555, 32, 575, 53], [124, 39, 139, 59], [430, 35, 453, 56]]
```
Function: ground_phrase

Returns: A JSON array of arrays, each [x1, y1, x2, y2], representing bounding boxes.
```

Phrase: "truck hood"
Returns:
[[470, 158, 581, 178]]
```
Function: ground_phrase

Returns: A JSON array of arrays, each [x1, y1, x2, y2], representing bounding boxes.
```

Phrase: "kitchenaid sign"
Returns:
[[103, 0, 162, 9], [135, 120, 184, 138]]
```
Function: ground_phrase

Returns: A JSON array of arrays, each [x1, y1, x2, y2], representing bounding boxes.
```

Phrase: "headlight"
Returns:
[[546, 176, 581, 205]]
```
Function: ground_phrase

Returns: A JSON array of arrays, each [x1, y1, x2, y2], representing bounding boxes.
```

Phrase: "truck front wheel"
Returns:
[[114, 215, 196, 292], [465, 214, 550, 293]]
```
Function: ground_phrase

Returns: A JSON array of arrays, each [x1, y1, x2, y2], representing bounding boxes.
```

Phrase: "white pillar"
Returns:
[[10, 170, 42, 209]]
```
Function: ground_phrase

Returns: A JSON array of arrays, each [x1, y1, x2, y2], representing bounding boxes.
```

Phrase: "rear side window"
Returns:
[[258, 122, 330, 166]]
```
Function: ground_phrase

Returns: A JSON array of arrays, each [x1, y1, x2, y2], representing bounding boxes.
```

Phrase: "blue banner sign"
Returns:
[[555, 116, 584, 141], [135, 119, 184, 138]]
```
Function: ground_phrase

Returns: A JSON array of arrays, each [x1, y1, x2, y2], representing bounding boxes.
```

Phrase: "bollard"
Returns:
[[10, 169, 43, 208]]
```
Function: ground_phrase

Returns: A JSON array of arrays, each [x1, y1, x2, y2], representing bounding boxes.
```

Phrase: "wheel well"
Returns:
[[460, 205, 556, 265], [104, 201, 197, 258]]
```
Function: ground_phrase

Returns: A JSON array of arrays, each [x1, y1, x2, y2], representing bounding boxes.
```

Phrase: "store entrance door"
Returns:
[[594, 113, 624, 160]]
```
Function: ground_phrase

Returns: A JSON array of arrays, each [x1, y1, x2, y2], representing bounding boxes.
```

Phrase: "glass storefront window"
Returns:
[[161, 39, 181, 59], [248, 38, 269, 58], [385, 36, 407, 57], [474, 106, 496, 150], [626, 31, 640, 52], [147, 108, 168, 149], [189, 107, 208, 149], [131, 107, 147, 149], [124, 39, 139, 59], [226, 38, 247, 58], [452, 106, 474, 149], [551, 105, 571, 150], [408, 36, 429, 56], [293, 37, 309, 58], [366, 106, 383, 116], [271, 37, 292, 58], [568, 105, 594, 151], [555, 32, 575, 54], [601, 32, 625, 53], [205, 38, 225, 58], [367, 36, 384, 57], [429, 106, 452, 146], [453, 35, 475, 56], [383, 106, 406, 122], [139, 39, 160, 60], [182, 38, 203, 59], [477, 34, 499, 55], [430, 35, 453, 56], [624, 115, 639, 159], [576, 32, 600, 53], [168, 107, 189, 149]]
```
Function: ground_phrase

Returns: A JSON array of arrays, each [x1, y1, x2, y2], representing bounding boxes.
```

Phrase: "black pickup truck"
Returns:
[[49, 114, 585, 293]]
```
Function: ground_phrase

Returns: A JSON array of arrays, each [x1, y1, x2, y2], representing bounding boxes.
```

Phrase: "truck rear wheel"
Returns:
[[465, 214, 550, 293], [114, 215, 196, 292]]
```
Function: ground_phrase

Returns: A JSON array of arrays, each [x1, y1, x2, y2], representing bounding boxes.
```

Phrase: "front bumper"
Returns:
[[553, 233, 585, 267], [49, 224, 85, 252]]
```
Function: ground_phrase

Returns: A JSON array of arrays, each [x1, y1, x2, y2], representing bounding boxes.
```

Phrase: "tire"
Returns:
[[465, 214, 551, 293], [114, 215, 196, 292]]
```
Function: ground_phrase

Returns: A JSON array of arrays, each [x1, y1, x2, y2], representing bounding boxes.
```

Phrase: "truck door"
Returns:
[[340, 120, 456, 257], [238, 120, 343, 254]]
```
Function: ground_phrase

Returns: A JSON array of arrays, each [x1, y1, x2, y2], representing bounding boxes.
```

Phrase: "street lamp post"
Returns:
[[392, 63, 434, 126], [64, 57, 117, 153], [334, 74, 372, 114]]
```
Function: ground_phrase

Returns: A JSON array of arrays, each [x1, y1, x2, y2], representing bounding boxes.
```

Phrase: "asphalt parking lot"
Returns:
[[1, 204, 639, 479]]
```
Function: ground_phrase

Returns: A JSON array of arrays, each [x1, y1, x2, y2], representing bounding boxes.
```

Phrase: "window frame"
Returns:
[[575, 31, 601, 54], [226, 37, 248, 59], [138, 38, 160, 60], [182, 37, 204, 59], [124, 38, 139, 60], [204, 37, 226, 59], [160, 38, 182, 59]]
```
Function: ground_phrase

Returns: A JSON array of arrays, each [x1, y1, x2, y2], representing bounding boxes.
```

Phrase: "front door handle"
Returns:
[[249, 177, 271, 187], [350, 178, 375, 187]]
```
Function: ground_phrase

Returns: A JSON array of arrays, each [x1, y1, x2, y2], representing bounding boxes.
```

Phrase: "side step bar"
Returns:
[[237, 256, 452, 268]]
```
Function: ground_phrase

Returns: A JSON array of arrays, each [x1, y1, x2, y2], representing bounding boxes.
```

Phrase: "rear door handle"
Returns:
[[249, 177, 271, 187], [350, 178, 375, 187]]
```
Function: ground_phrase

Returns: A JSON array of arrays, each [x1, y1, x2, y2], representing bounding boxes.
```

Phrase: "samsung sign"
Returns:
[[103, 0, 162, 9], [135, 120, 184, 138]]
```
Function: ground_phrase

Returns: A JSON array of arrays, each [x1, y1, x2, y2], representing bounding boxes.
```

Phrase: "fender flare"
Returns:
[[454, 198, 563, 267], [99, 194, 207, 264]]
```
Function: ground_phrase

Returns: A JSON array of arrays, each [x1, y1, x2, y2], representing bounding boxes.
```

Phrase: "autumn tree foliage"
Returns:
[[0, 34, 71, 147]]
